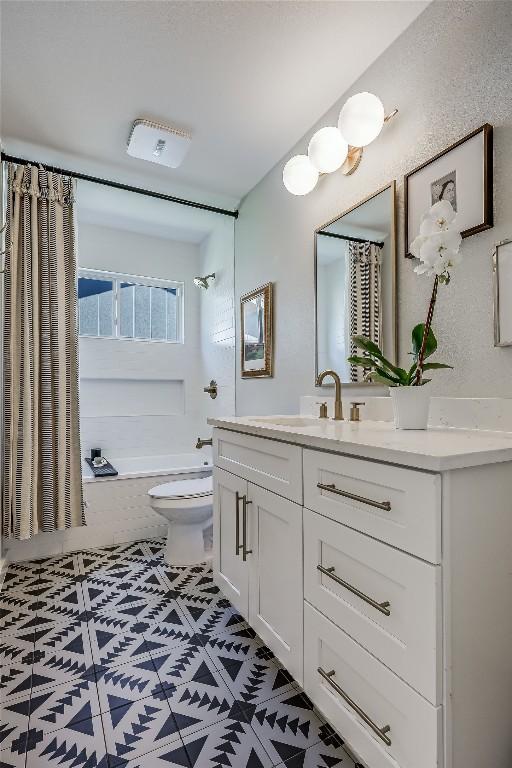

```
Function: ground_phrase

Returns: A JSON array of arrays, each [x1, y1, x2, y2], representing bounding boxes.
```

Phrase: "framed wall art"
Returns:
[[404, 123, 493, 257], [240, 282, 273, 378]]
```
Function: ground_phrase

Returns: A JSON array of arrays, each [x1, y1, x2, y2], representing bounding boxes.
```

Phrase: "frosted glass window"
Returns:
[[134, 284, 150, 339], [151, 286, 166, 340], [119, 283, 134, 338], [78, 270, 182, 343], [78, 277, 114, 337], [167, 291, 177, 342]]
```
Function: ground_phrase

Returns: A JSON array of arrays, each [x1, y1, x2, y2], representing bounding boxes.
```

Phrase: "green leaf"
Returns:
[[421, 362, 453, 371], [351, 335, 386, 361], [411, 324, 437, 361], [348, 356, 401, 385], [407, 362, 418, 385], [372, 364, 404, 385], [346, 355, 376, 369], [368, 373, 400, 387], [351, 336, 408, 382]]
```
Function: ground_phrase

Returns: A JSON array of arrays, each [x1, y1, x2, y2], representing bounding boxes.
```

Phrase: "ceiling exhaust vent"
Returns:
[[127, 119, 191, 168]]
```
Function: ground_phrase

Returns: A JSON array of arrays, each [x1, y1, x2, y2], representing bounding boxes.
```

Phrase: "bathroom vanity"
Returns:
[[208, 414, 512, 768]]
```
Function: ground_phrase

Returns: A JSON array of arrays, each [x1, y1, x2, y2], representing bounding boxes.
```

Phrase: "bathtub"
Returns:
[[82, 452, 212, 482], [7, 453, 213, 562], [79, 452, 213, 550], [6, 454, 214, 563]]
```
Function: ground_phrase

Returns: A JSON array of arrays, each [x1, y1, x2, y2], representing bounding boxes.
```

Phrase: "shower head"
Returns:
[[193, 273, 216, 290]]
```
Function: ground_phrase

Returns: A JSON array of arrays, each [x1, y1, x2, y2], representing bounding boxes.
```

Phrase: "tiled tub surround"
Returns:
[[0, 538, 358, 768]]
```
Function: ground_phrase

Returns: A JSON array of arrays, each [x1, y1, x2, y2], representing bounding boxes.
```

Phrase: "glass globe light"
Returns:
[[338, 92, 385, 147], [282, 155, 319, 196], [308, 127, 348, 174]]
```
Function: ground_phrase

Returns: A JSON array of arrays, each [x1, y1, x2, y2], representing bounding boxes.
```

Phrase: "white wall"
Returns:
[[198, 218, 236, 434], [234, 0, 512, 415], [78, 221, 204, 459]]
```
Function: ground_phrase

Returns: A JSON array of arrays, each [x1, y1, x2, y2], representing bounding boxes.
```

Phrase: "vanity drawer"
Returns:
[[213, 428, 302, 504], [303, 449, 440, 563], [304, 508, 441, 704], [304, 603, 442, 768]]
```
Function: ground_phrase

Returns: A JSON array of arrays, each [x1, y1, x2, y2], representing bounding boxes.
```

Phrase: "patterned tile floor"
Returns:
[[0, 538, 361, 768]]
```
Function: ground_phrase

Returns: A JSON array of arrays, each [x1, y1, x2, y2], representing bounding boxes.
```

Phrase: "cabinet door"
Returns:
[[248, 483, 303, 683], [213, 467, 249, 617]]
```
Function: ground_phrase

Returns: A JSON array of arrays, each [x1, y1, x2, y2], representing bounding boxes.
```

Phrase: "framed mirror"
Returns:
[[493, 239, 512, 347], [240, 282, 273, 378], [315, 181, 397, 384]]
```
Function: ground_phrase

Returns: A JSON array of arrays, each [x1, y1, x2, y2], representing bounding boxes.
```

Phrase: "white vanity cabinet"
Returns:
[[211, 421, 512, 768], [213, 458, 304, 682]]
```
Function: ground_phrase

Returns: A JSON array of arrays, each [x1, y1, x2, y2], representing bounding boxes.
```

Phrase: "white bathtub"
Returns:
[[6, 454, 214, 563], [82, 452, 212, 482]]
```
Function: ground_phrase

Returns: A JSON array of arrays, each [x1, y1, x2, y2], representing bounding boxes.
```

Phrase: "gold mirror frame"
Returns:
[[314, 180, 398, 386], [240, 282, 273, 378]]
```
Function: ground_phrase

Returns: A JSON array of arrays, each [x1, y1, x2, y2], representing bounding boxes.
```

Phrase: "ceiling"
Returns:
[[1, 1, 428, 209], [77, 180, 225, 244]]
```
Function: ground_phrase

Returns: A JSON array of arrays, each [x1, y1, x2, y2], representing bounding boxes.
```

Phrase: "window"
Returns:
[[78, 269, 183, 342]]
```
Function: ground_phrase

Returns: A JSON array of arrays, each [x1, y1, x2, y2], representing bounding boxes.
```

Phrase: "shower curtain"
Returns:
[[348, 241, 382, 383], [2, 163, 84, 540]]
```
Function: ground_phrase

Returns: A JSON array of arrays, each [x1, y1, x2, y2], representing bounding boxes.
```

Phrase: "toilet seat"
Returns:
[[148, 475, 213, 501]]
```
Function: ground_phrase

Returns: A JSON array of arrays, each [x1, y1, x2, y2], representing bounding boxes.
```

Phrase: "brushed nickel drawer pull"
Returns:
[[242, 495, 252, 561], [235, 491, 243, 556], [317, 564, 391, 616], [317, 482, 391, 512], [318, 667, 392, 746]]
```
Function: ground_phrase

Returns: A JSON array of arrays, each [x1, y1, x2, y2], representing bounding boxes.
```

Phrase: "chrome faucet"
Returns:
[[316, 369, 344, 421], [196, 437, 213, 449]]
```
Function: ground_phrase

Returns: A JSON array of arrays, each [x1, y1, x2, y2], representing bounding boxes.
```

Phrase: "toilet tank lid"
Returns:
[[148, 475, 213, 500]]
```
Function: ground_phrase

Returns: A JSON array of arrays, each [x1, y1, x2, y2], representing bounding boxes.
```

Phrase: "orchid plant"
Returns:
[[348, 199, 463, 386], [410, 199, 462, 283]]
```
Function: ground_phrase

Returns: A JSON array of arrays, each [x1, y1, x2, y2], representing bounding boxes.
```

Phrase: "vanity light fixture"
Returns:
[[283, 92, 398, 195], [193, 273, 216, 290]]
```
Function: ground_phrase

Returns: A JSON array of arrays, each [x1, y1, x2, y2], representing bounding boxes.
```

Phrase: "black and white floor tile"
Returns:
[[0, 538, 362, 768]]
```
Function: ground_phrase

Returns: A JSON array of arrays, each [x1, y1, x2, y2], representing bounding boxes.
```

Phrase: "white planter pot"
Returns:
[[390, 385, 431, 430]]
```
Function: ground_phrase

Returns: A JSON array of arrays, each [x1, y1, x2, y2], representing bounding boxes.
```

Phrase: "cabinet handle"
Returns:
[[318, 667, 392, 747], [317, 482, 391, 512], [242, 495, 252, 562], [317, 564, 391, 616], [235, 491, 243, 556]]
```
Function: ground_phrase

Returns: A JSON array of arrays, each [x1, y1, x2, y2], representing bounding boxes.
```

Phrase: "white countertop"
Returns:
[[207, 415, 512, 471]]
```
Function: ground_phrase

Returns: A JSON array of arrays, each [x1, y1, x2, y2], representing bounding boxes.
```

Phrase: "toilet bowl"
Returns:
[[148, 475, 213, 565]]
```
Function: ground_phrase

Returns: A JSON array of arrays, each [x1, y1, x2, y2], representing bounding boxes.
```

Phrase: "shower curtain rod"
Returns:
[[0, 152, 239, 219], [318, 230, 384, 247]]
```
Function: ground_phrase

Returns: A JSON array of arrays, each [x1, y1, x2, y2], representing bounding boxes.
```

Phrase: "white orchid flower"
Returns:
[[412, 200, 462, 280], [420, 229, 462, 261], [419, 199, 457, 236], [409, 233, 427, 259]]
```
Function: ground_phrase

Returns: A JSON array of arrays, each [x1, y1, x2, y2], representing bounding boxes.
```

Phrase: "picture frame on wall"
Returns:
[[493, 239, 512, 348], [404, 123, 493, 258], [240, 282, 273, 378]]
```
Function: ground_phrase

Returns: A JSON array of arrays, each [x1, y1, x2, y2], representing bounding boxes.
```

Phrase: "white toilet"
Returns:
[[148, 475, 213, 565]]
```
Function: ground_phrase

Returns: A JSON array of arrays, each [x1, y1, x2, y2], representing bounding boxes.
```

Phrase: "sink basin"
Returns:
[[249, 416, 321, 428]]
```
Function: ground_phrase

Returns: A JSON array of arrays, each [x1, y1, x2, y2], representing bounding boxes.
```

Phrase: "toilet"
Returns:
[[148, 475, 213, 565]]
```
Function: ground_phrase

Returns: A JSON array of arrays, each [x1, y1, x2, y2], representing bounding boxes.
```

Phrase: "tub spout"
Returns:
[[196, 437, 213, 449]]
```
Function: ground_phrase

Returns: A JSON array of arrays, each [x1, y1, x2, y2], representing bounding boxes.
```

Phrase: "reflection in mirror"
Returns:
[[315, 182, 396, 384]]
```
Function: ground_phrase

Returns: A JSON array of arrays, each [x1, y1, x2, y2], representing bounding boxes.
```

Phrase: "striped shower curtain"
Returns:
[[348, 241, 382, 383], [2, 164, 84, 540]]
